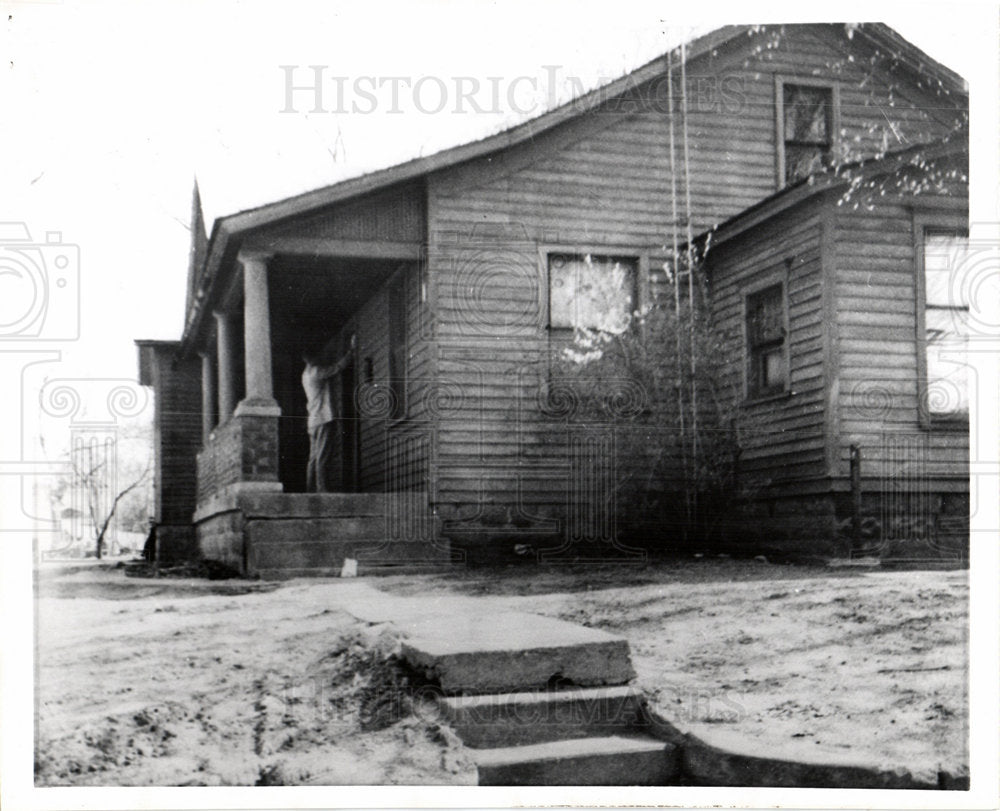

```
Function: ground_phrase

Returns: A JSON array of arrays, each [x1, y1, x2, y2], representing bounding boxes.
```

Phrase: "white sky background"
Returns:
[[0, 0, 995, 444]]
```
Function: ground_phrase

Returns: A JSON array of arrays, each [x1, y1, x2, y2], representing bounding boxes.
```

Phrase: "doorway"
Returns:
[[340, 355, 360, 492]]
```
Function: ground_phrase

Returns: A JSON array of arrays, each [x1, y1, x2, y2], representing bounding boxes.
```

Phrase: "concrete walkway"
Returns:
[[322, 580, 676, 785], [311, 579, 967, 789]]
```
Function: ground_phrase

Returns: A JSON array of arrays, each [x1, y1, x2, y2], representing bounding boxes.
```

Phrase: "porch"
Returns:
[[190, 245, 448, 575]]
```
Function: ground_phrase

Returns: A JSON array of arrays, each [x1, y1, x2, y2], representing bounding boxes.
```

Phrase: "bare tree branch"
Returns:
[[91, 465, 151, 559]]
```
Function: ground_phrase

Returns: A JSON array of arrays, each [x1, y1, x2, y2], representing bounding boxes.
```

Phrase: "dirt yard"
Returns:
[[33, 558, 968, 786]]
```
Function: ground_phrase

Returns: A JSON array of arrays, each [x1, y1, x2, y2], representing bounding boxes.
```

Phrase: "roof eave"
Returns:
[[702, 137, 968, 250]]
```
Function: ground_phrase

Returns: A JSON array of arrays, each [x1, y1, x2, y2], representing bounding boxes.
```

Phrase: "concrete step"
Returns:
[[399, 611, 635, 694], [352, 541, 453, 564], [473, 734, 678, 785], [247, 516, 388, 544], [249, 540, 449, 576], [356, 562, 454, 576], [239, 492, 418, 518], [248, 537, 378, 571], [437, 686, 647, 748], [253, 564, 448, 579]]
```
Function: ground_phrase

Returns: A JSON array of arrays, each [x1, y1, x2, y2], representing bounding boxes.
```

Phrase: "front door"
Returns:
[[340, 356, 360, 491]]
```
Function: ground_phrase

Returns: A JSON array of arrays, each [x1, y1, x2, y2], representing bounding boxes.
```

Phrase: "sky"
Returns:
[[1, 0, 996, 451]]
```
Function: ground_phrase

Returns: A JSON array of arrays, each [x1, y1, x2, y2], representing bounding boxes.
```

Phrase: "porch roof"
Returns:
[[693, 135, 969, 252]]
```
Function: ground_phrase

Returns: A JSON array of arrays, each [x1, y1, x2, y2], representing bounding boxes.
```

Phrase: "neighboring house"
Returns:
[[136, 23, 969, 575]]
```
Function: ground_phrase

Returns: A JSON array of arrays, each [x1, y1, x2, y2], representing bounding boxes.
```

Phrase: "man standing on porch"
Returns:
[[302, 335, 355, 492]]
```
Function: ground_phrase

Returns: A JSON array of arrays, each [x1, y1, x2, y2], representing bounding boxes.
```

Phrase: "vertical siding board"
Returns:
[[261, 183, 425, 243]]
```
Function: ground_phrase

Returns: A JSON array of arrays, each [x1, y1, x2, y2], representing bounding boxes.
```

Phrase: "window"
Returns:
[[746, 283, 788, 399], [922, 227, 970, 423], [388, 273, 406, 420], [548, 253, 637, 333], [779, 81, 835, 185]]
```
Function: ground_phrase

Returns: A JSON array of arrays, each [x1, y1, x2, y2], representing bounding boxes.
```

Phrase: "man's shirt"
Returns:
[[302, 362, 337, 430]]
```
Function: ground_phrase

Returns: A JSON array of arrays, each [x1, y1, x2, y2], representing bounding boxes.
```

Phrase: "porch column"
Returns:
[[235, 250, 280, 416], [214, 310, 237, 421], [198, 349, 216, 441]]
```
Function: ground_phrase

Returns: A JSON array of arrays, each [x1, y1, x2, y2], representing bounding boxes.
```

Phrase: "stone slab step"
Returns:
[[356, 562, 453, 576], [239, 492, 397, 518], [248, 538, 381, 571], [248, 540, 450, 575], [399, 612, 635, 694], [437, 686, 647, 748], [473, 735, 678, 785], [247, 517, 387, 545]]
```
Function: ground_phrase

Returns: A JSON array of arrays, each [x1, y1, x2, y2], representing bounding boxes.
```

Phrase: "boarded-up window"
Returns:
[[783, 84, 833, 184], [388, 273, 406, 420], [746, 283, 787, 398], [549, 253, 637, 332], [924, 229, 970, 420]]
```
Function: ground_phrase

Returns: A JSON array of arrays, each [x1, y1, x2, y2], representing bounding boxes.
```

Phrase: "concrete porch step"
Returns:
[[253, 563, 450, 579], [240, 491, 422, 518], [249, 540, 450, 577], [437, 685, 647, 748], [399, 612, 635, 694], [248, 516, 388, 543], [356, 562, 453, 576], [473, 734, 678, 785]]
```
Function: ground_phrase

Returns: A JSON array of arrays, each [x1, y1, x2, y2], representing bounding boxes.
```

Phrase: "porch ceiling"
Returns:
[[268, 255, 400, 337]]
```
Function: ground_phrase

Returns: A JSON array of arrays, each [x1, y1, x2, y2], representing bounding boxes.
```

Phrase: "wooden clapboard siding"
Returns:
[[324, 259, 432, 494], [149, 349, 202, 524], [422, 24, 964, 525], [832, 196, 969, 481], [706, 197, 828, 485]]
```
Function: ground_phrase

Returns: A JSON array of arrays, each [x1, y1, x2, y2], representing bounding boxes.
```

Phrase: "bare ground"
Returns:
[[33, 565, 475, 786], [34, 558, 967, 785], [378, 559, 968, 777]]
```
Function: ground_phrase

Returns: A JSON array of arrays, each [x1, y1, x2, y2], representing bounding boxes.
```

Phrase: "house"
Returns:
[[136, 23, 969, 575]]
